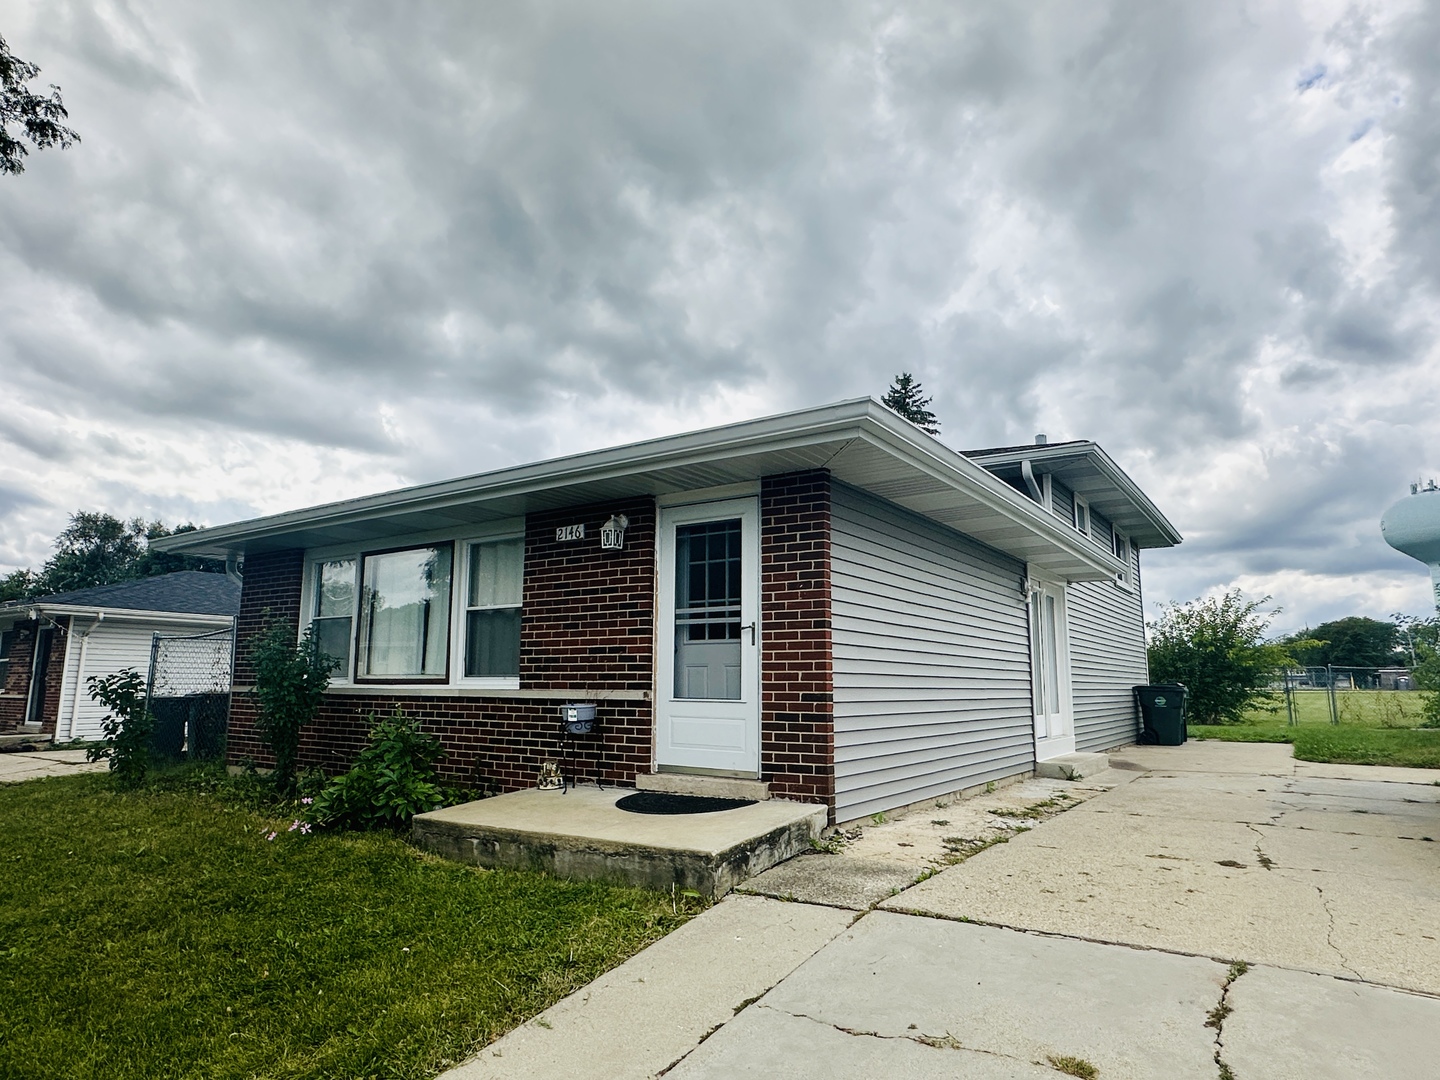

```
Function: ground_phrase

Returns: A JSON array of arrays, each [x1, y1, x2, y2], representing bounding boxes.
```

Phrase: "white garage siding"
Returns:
[[54, 618, 229, 740], [1066, 546, 1148, 753], [831, 484, 1034, 822]]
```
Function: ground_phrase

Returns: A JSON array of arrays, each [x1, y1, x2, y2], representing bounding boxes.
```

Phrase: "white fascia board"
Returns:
[[846, 415, 1125, 580], [149, 395, 1125, 577], [25, 605, 236, 626], [967, 441, 1182, 547], [150, 398, 883, 558]]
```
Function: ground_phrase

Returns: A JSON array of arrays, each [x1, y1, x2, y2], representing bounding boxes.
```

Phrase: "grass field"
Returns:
[[0, 772, 697, 1080], [1188, 689, 1440, 769]]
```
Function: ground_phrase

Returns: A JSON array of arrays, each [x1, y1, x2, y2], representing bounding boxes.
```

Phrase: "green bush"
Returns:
[[84, 668, 153, 789], [1148, 591, 1293, 725], [249, 618, 336, 795], [307, 710, 445, 830]]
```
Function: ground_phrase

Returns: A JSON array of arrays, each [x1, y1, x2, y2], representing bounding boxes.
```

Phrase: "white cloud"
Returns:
[[0, 0, 1436, 629]]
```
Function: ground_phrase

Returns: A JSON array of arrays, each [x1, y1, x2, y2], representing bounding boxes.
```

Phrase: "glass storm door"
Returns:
[[1029, 579, 1072, 751], [656, 498, 760, 775]]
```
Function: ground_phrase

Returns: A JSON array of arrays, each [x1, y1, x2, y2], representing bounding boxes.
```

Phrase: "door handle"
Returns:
[[743, 622, 756, 645]]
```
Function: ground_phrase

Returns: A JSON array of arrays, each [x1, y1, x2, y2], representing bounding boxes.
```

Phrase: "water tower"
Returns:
[[1382, 480, 1440, 614]]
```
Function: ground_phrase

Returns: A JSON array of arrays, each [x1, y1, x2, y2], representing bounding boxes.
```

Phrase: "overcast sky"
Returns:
[[2, 0, 1437, 634]]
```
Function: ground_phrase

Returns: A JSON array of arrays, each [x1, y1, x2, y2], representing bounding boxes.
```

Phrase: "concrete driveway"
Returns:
[[445, 742, 1440, 1079], [0, 748, 107, 783]]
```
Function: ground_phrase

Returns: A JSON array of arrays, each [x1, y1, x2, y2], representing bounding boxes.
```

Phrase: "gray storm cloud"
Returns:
[[0, 0, 1436, 631]]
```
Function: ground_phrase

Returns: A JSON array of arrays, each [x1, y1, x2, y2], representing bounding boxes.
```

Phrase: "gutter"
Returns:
[[1, 604, 236, 627]]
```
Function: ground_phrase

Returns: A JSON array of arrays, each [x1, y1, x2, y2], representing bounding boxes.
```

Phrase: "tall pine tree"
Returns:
[[881, 373, 940, 435]]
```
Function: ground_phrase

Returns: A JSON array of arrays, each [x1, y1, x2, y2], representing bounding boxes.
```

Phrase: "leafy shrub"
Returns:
[[307, 710, 445, 830], [1148, 591, 1293, 725], [85, 668, 153, 789], [249, 619, 336, 795]]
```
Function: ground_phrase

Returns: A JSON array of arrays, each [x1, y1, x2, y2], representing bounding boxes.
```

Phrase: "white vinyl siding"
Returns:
[[54, 618, 228, 740], [831, 484, 1034, 822], [1066, 545, 1148, 752]]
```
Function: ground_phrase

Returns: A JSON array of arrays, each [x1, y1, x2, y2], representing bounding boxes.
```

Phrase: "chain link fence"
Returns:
[[144, 627, 235, 761], [1277, 664, 1425, 727]]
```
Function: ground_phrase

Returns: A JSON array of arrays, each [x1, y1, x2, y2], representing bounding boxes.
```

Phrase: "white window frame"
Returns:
[[454, 531, 525, 689], [299, 520, 524, 691], [1072, 493, 1091, 537], [1112, 528, 1134, 591]]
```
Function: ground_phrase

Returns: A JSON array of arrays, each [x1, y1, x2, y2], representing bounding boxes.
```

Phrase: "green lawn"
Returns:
[[1188, 689, 1440, 769], [0, 772, 697, 1080]]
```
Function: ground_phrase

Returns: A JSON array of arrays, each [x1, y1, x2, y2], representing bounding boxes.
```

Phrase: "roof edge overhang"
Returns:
[[152, 398, 1134, 581], [966, 442, 1182, 548], [0, 605, 236, 625]]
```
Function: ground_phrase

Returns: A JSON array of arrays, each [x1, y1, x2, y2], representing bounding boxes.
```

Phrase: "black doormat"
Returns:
[[615, 791, 755, 815]]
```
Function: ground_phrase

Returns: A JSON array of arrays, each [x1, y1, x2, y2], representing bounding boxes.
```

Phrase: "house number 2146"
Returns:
[[556, 524, 585, 542]]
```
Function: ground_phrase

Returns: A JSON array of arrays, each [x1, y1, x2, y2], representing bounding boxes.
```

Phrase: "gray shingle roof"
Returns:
[[8, 571, 240, 616]]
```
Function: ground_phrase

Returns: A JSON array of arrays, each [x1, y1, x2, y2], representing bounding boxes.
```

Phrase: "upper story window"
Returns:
[[463, 538, 523, 679], [357, 545, 454, 681], [1112, 529, 1134, 589], [1072, 493, 1090, 536]]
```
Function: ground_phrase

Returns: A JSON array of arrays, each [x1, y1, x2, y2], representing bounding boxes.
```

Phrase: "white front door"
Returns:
[[1029, 577, 1075, 759], [656, 498, 761, 775]]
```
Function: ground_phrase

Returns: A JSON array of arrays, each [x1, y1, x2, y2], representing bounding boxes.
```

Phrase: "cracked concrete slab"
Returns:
[[437, 895, 852, 1080], [883, 742, 1440, 994], [664, 1003, 1059, 1079], [1223, 964, 1440, 1080], [737, 854, 922, 910], [670, 912, 1224, 1080]]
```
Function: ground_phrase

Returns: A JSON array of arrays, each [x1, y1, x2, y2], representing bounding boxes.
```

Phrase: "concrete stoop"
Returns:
[[1034, 751, 1112, 782], [0, 732, 52, 750], [413, 785, 827, 898], [636, 771, 770, 801]]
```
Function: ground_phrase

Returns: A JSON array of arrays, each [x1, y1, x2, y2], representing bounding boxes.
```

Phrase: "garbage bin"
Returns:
[[1135, 684, 1188, 745]]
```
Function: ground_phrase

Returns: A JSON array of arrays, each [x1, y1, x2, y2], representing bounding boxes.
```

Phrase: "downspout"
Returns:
[[67, 613, 103, 740], [1020, 459, 1044, 504], [225, 553, 244, 584]]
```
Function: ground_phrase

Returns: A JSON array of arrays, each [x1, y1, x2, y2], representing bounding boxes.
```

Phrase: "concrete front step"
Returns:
[[0, 732, 52, 750], [413, 785, 826, 898], [1035, 752, 1112, 782], [636, 772, 770, 802]]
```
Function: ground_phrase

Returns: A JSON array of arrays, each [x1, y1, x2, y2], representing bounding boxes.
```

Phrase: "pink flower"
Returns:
[[265, 831, 277, 842]]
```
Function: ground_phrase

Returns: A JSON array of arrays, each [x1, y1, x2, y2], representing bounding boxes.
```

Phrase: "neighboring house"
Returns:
[[0, 572, 241, 740], [153, 399, 1180, 823]]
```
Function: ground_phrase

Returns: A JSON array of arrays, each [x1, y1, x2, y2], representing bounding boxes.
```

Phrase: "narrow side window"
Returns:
[[464, 538, 524, 679], [311, 558, 357, 677]]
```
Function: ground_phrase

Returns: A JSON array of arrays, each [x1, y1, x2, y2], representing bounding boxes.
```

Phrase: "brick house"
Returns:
[[0, 573, 239, 740], [153, 399, 1179, 823]]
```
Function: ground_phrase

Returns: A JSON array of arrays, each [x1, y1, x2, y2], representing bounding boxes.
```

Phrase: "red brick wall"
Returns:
[[37, 619, 69, 736], [521, 499, 655, 691], [759, 470, 835, 814], [0, 620, 69, 734], [228, 500, 657, 790], [0, 623, 37, 731]]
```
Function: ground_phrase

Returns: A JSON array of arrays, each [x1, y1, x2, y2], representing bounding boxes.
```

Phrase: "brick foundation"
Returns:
[[758, 470, 835, 816]]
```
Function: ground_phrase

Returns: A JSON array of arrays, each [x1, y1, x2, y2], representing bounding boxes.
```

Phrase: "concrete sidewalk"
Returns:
[[0, 748, 106, 783], [442, 742, 1440, 1079]]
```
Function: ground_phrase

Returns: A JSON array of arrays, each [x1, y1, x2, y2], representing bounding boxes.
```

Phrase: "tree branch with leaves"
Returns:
[[1, 33, 80, 176]]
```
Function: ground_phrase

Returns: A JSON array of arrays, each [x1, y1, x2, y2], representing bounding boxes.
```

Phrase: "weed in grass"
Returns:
[[984, 782, 996, 794], [871, 812, 888, 826], [916, 1033, 964, 1050], [930, 819, 950, 826], [1046, 1054, 1099, 1078]]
